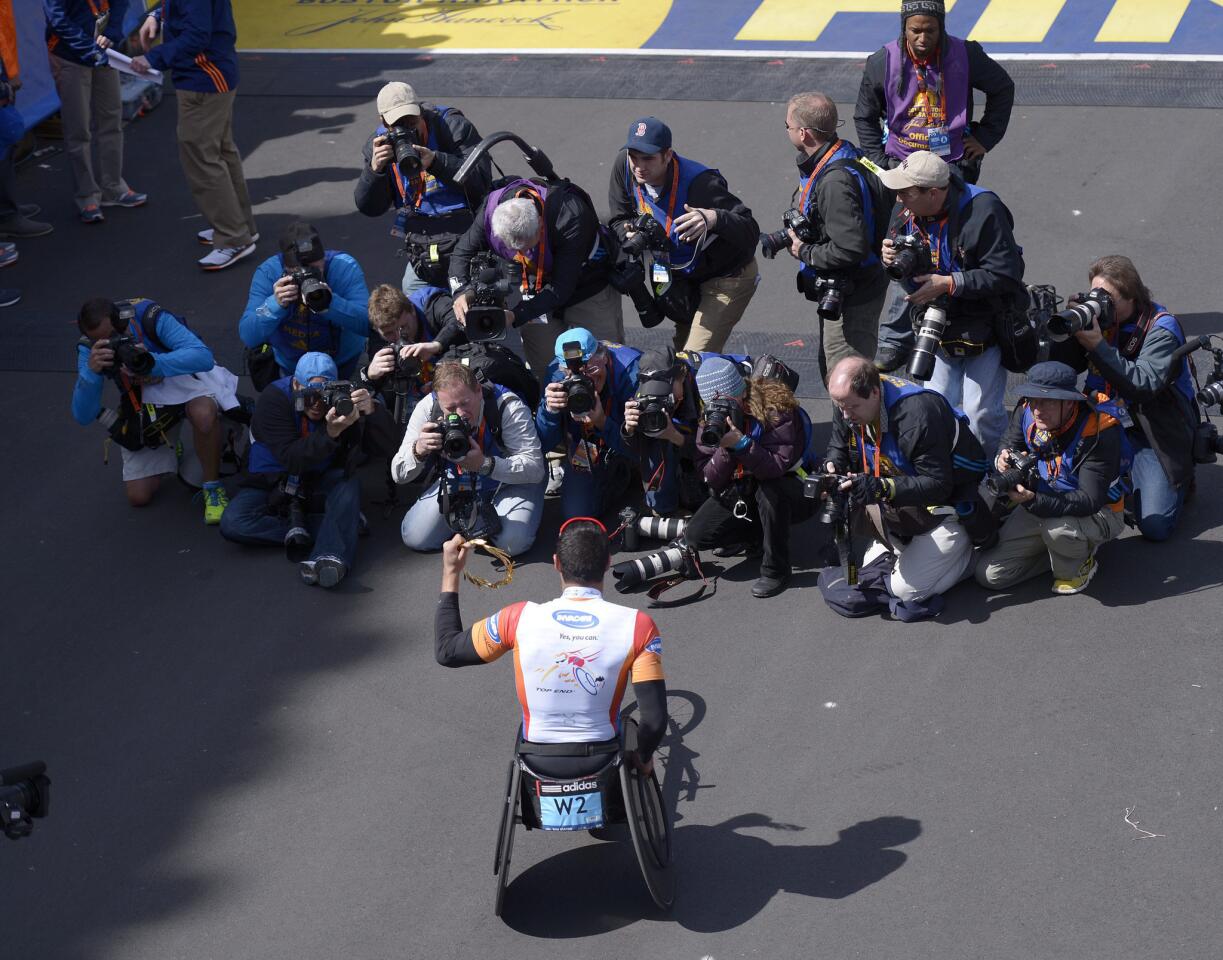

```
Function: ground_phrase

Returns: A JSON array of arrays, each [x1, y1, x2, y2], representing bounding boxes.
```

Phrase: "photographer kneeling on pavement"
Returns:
[[975, 362, 1128, 596], [73, 296, 232, 522], [817, 357, 993, 621], [355, 82, 490, 293], [239, 222, 371, 388], [683, 357, 818, 599], [220, 352, 396, 588], [394, 361, 545, 557], [1049, 256, 1200, 542], [537, 328, 641, 522]]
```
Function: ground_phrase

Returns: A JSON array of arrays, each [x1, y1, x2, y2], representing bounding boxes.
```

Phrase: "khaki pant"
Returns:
[[673, 258, 759, 353], [819, 273, 887, 384], [975, 505, 1125, 588], [50, 57, 130, 211], [176, 89, 256, 248], [520, 283, 625, 384]]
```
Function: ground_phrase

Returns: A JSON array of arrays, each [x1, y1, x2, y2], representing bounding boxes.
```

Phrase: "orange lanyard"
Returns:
[[908, 47, 947, 119], [857, 423, 882, 478], [512, 189, 548, 294], [634, 158, 680, 235], [797, 139, 843, 213], [903, 213, 947, 271], [87, 0, 108, 16], [389, 120, 430, 210]]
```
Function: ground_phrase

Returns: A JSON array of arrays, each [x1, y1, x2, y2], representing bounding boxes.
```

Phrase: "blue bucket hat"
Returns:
[[294, 351, 338, 383]]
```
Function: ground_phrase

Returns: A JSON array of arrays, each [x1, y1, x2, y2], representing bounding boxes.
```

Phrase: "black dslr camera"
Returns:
[[295, 380, 354, 416], [1193, 344, 1223, 462], [561, 340, 597, 415], [285, 266, 333, 314], [609, 215, 669, 330], [802, 473, 850, 525], [464, 251, 515, 342], [1, 762, 51, 840], [102, 300, 156, 375], [698, 396, 745, 447], [808, 274, 852, 322], [438, 412, 473, 461], [1047, 288, 1115, 342], [620, 213, 669, 259], [886, 234, 933, 282], [388, 338, 424, 426], [760, 207, 816, 260], [439, 474, 501, 541], [634, 377, 676, 438], [988, 452, 1040, 496], [384, 122, 422, 178]]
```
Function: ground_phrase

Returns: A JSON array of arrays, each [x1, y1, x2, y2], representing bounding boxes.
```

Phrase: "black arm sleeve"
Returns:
[[800, 170, 872, 272], [633, 678, 668, 759], [853, 52, 890, 167], [607, 149, 636, 238], [448, 202, 491, 289], [966, 42, 1015, 152], [824, 410, 853, 472], [432, 109, 491, 200], [509, 188, 598, 326], [888, 393, 956, 506], [434, 591, 484, 667], [687, 169, 760, 263], [359, 401, 399, 459], [354, 131, 395, 217]]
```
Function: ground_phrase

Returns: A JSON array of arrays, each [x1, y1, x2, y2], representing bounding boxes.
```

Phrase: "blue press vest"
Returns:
[[626, 154, 711, 275], [852, 376, 973, 478], [1085, 304, 1198, 424], [378, 107, 468, 219], [563, 343, 641, 448], [268, 252, 340, 367], [901, 184, 991, 278], [1019, 401, 1132, 503], [247, 377, 329, 476], [797, 141, 880, 282]]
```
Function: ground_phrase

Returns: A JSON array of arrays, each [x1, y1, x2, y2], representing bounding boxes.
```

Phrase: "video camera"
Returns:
[[464, 251, 515, 342], [384, 122, 423, 178], [561, 340, 597, 415], [284, 266, 333, 314], [1, 762, 51, 841], [294, 379, 354, 416], [698, 396, 745, 447], [908, 296, 950, 382], [760, 207, 816, 260], [1047, 288, 1114, 342], [886, 234, 933, 282], [987, 452, 1040, 496]]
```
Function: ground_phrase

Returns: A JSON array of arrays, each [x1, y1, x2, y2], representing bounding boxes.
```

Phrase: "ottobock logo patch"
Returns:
[[485, 614, 501, 644], [646, 636, 662, 655], [553, 610, 599, 630]]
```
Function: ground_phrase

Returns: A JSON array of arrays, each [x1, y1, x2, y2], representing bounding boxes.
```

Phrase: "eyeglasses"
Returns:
[[783, 122, 809, 132]]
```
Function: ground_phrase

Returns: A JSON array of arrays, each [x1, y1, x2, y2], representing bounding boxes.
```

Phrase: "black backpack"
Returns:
[[441, 341, 541, 410]]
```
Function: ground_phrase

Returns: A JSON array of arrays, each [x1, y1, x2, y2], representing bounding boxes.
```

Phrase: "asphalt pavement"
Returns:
[[2, 54, 1222, 960]]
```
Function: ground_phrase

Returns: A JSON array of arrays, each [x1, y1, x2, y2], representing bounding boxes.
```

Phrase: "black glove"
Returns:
[[846, 475, 891, 508]]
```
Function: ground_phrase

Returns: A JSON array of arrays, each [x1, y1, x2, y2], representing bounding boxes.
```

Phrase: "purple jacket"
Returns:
[[696, 408, 804, 494]]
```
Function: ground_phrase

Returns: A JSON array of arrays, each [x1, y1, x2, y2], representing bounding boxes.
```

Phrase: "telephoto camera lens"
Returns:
[[1197, 379, 1223, 409], [110, 336, 156, 376], [611, 542, 693, 591], [1047, 289, 1114, 342], [758, 229, 791, 260], [299, 275, 333, 313], [885, 235, 932, 282], [638, 516, 687, 541], [284, 498, 313, 562], [907, 299, 949, 382], [987, 453, 1039, 496]]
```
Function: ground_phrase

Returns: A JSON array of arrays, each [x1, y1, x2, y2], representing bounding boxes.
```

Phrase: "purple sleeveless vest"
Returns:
[[483, 178, 553, 275], [883, 37, 970, 162]]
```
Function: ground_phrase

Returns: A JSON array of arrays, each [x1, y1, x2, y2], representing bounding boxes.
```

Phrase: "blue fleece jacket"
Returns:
[[238, 252, 371, 373], [143, 0, 238, 93], [45, 0, 129, 67]]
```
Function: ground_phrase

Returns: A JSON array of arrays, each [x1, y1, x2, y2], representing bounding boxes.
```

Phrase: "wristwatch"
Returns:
[[478, 455, 495, 477]]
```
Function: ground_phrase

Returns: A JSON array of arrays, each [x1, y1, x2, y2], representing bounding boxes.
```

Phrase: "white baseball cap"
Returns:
[[377, 82, 421, 124], [878, 150, 951, 190]]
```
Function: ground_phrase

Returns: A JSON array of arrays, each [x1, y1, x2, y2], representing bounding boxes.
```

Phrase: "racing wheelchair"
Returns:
[[492, 717, 676, 916]]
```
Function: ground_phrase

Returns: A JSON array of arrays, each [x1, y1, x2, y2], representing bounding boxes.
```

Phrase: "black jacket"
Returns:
[[246, 385, 398, 489], [792, 140, 892, 296], [450, 180, 610, 326], [353, 105, 490, 218], [999, 402, 1122, 518], [893, 171, 1026, 350], [607, 149, 759, 284], [853, 36, 1015, 170]]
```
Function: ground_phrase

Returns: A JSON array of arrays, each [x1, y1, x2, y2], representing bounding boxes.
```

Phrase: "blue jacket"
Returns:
[[536, 343, 640, 459], [239, 252, 370, 373], [45, 0, 129, 67], [143, 0, 238, 94], [72, 301, 214, 425]]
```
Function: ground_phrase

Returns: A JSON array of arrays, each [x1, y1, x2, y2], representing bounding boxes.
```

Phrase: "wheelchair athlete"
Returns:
[[434, 518, 667, 780]]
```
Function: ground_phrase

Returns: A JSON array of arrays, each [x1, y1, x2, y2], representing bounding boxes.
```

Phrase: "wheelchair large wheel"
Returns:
[[619, 721, 677, 910], [493, 759, 521, 917]]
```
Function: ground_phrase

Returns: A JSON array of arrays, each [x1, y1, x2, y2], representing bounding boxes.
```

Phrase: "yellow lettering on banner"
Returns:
[[234, 1, 672, 52], [1095, 0, 1191, 43], [737, 0, 958, 43], [968, 0, 1066, 43]]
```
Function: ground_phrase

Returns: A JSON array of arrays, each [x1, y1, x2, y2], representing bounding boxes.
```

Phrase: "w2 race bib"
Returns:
[[537, 780, 605, 831]]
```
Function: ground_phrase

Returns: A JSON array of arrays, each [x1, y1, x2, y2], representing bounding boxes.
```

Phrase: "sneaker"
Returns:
[[545, 459, 565, 497], [199, 242, 257, 271], [0, 288, 20, 308], [0, 243, 16, 268], [102, 190, 148, 208], [80, 205, 105, 224], [198, 227, 259, 245], [299, 560, 320, 586], [202, 483, 229, 524], [1052, 557, 1099, 595], [0, 215, 54, 239], [315, 556, 347, 589]]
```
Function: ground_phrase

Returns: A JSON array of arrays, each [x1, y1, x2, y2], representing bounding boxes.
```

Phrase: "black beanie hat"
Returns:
[[901, 0, 945, 24]]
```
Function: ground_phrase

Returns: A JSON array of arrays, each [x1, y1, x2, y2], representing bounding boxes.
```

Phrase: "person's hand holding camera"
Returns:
[[543, 381, 569, 415], [1071, 307, 1104, 351], [719, 418, 744, 449], [325, 399, 363, 438], [786, 228, 804, 260], [840, 473, 890, 507], [452, 293, 470, 326], [455, 438, 485, 473], [351, 387, 375, 417], [995, 448, 1014, 474], [402, 341, 442, 361], [370, 135, 394, 174], [622, 399, 641, 436], [907, 274, 954, 306], [366, 346, 398, 382], [414, 420, 443, 458], [880, 238, 898, 269], [1007, 483, 1036, 505], [87, 339, 115, 374], [273, 275, 300, 308], [411, 143, 435, 170]]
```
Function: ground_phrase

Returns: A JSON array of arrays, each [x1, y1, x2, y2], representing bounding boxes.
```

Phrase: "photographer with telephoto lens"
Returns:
[[73, 297, 232, 522], [1046, 256, 1202, 542], [537, 328, 642, 521], [394, 361, 544, 556], [873, 151, 1026, 459], [975, 362, 1129, 596], [355, 83, 490, 294], [239, 222, 371, 387], [220, 353, 396, 588], [817, 357, 993, 622], [681, 358, 818, 599], [608, 117, 759, 353], [773, 92, 894, 384]]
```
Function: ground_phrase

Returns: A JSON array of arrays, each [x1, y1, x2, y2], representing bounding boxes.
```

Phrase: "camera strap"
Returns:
[[796, 139, 844, 216]]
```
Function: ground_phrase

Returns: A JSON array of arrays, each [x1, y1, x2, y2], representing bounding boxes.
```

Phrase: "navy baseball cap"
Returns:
[[625, 116, 672, 155]]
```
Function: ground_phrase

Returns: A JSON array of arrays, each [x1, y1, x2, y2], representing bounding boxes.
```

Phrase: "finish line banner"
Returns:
[[237, 0, 1223, 57]]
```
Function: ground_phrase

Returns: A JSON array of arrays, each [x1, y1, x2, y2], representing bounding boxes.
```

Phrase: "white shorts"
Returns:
[[119, 430, 180, 482]]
